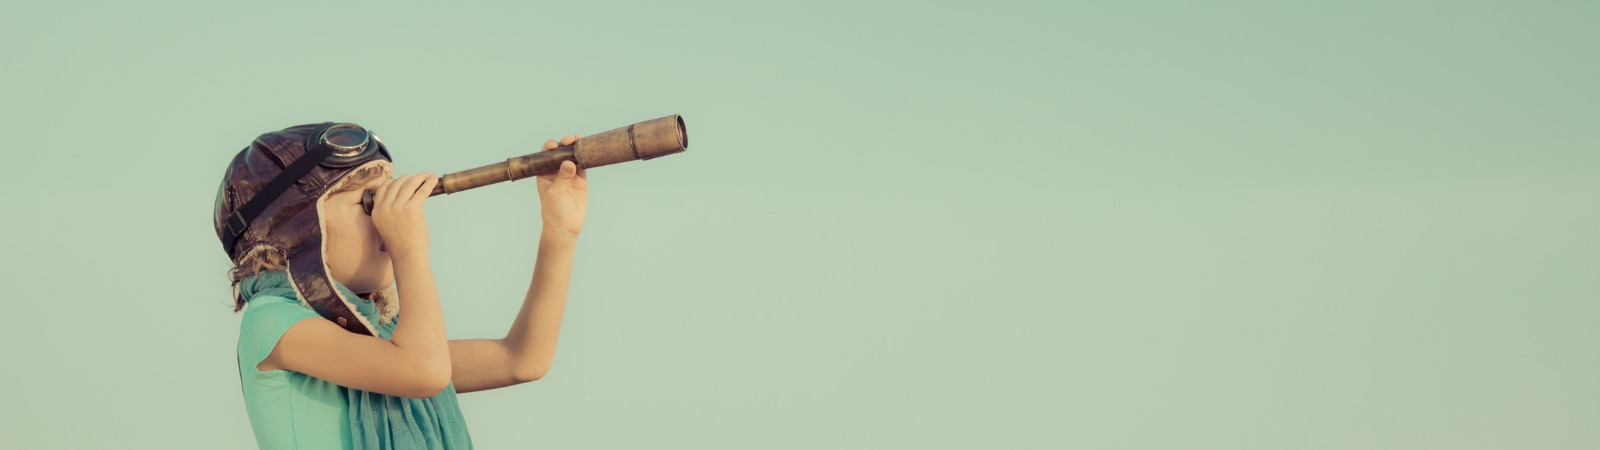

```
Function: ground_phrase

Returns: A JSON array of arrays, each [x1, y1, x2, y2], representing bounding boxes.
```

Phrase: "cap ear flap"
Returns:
[[285, 158, 397, 337], [287, 238, 377, 336]]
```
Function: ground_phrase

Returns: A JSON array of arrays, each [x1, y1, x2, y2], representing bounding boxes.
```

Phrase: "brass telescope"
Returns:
[[362, 114, 687, 214]]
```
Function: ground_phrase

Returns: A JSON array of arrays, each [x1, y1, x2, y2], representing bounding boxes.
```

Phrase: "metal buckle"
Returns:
[[226, 211, 249, 237]]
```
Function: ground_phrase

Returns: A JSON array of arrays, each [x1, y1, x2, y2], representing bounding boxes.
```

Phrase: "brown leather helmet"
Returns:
[[214, 122, 395, 336]]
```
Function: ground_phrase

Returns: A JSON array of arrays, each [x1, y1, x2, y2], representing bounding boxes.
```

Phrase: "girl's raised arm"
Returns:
[[446, 134, 585, 393]]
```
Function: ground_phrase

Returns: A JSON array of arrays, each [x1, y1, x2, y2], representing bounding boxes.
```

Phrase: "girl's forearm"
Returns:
[[388, 250, 452, 384], [502, 230, 576, 381]]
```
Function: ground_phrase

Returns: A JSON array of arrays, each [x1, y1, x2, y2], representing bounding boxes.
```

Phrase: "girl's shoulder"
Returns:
[[238, 295, 325, 373], [243, 294, 315, 316], [240, 295, 322, 338]]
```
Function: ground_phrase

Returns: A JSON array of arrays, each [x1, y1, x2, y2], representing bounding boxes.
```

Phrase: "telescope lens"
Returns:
[[676, 115, 687, 148]]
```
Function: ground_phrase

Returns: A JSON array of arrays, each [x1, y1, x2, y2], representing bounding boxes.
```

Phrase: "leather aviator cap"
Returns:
[[214, 123, 394, 336]]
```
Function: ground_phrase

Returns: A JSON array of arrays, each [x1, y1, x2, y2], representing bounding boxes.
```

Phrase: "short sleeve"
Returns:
[[238, 296, 323, 374]]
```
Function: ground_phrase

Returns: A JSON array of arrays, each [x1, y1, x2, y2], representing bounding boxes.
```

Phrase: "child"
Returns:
[[214, 122, 586, 450]]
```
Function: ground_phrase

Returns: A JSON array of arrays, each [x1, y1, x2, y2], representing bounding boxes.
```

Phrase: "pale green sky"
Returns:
[[2, 1, 1597, 448]]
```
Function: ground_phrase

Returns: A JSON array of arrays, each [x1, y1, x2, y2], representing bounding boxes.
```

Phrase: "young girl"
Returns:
[[215, 122, 586, 450]]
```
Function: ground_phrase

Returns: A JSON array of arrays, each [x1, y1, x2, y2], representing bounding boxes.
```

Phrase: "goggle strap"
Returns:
[[224, 141, 335, 256]]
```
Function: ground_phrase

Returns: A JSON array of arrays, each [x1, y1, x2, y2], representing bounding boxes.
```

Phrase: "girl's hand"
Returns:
[[536, 135, 587, 240], [371, 173, 438, 259]]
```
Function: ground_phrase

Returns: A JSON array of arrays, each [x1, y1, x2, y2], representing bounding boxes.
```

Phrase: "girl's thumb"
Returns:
[[550, 161, 576, 189]]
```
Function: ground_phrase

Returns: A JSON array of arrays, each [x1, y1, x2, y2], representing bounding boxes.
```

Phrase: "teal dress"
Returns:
[[237, 271, 473, 450]]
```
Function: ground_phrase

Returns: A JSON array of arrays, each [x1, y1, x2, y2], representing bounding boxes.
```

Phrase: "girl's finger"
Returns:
[[536, 170, 552, 190], [547, 160, 577, 194], [396, 174, 428, 204], [372, 179, 389, 208], [373, 177, 395, 210], [571, 135, 586, 178], [405, 173, 433, 203], [383, 174, 413, 208], [539, 134, 580, 182], [410, 175, 439, 207]]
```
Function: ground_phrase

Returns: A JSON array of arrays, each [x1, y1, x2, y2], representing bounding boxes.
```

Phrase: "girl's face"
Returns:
[[324, 177, 393, 293]]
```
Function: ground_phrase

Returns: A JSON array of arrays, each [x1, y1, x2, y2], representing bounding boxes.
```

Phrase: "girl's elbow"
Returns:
[[399, 373, 452, 399], [510, 364, 550, 383], [397, 361, 453, 399]]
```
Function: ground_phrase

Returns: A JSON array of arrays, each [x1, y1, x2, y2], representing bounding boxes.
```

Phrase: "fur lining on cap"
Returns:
[[368, 286, 400, 326], [312, 159, 399, 328]]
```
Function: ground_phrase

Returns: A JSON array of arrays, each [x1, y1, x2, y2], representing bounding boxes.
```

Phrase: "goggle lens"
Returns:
[[315, 123, 386, 168], [325, 128, 369, 153]]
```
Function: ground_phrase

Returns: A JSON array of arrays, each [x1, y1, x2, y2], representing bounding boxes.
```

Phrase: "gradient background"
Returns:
[[2, 1, 1597, 448]]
